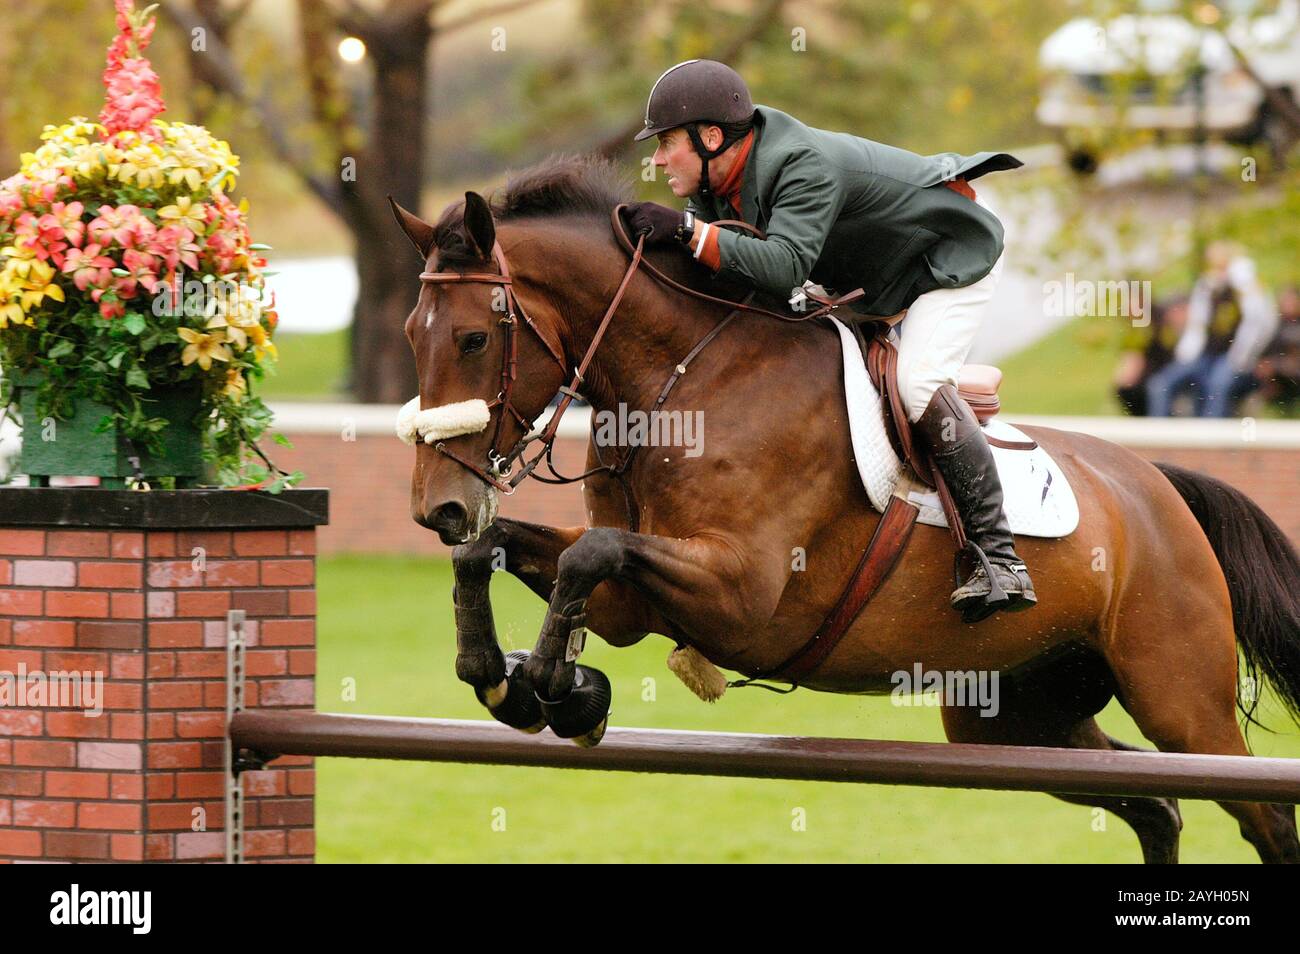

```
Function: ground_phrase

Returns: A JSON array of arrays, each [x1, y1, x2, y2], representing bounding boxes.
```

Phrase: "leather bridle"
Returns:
[[413, 205, 870, 505], [417, 231, 650, 495]]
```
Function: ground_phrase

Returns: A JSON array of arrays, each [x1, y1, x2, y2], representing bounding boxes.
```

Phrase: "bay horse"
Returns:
[[391, 156, 1300, 863]]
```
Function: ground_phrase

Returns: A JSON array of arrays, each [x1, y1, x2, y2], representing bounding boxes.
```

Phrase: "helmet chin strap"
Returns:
[[685, 124, 733, 200]]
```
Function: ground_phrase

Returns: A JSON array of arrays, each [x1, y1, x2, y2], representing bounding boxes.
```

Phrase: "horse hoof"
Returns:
[[570, 716, 608, 748], [476, 650, 545, 733], [538, 664, 612, 742]]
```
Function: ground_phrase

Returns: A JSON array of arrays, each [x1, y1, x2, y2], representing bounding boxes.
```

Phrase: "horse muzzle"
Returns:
[[419, 489, 499, 545]]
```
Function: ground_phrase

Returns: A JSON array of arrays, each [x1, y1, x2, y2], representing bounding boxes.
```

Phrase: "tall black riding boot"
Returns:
[[915, 385, 1037, 624]]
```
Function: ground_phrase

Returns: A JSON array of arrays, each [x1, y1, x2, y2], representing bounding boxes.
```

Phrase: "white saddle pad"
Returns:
[[830, 316, 1079, 538]]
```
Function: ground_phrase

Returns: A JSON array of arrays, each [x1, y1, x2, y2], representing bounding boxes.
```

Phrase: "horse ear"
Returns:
[[463, 191, 496, 261], [387, 195, 435, 257]]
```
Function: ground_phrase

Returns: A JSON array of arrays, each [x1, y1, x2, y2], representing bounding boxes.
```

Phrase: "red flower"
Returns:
[[97, 297, 126, 321]]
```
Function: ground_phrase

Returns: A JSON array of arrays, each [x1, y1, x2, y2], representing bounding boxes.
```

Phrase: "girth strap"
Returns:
[[743, 493, 920, 686]]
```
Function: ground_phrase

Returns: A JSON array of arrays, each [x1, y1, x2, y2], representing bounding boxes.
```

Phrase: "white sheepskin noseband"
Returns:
[[396, 396, 492, 446]]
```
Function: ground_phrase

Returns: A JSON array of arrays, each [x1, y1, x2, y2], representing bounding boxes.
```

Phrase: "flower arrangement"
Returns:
[[0, 0, 299, 490]]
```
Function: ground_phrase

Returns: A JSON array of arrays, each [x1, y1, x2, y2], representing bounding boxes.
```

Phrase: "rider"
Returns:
[[624, 59, 1036, 623]]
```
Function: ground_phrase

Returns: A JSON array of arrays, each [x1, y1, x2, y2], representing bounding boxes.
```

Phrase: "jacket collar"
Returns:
[[694, 109, 767, 225], [738, 109, 765, 226]]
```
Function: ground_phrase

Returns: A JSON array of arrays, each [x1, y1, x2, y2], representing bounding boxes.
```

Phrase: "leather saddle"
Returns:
[[739, 325, 1021, 686], [847, 320, 1031, 550]]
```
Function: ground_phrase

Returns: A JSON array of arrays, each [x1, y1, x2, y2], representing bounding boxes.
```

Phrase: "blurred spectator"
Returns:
[[1114, 288, 1186, 416], [1255, 284, 1300, 414], [1146, 242, 1278, 418]]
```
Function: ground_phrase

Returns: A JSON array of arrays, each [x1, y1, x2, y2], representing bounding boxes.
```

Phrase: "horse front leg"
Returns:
[[451, 518, 586, 730], [522, 526, 780, 746]]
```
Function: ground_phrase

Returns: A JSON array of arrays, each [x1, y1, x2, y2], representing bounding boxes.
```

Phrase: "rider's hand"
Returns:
[[624, 202, 683, 246]]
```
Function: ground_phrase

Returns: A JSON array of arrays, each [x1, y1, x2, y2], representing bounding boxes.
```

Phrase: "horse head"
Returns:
[[391, 190, 568, 545]]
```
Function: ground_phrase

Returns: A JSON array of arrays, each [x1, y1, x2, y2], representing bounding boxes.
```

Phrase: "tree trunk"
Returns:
[[345, 17, 431, 404]]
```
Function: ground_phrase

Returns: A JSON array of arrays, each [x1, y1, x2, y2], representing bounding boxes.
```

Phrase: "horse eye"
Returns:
[[461, 332, 488, 354]]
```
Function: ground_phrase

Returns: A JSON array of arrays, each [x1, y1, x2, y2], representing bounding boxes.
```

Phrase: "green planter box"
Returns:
[[11, 369, 208, 488]]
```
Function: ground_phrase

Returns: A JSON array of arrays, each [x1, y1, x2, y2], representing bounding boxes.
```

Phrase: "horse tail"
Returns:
[[1155, 461, 1300, 730]]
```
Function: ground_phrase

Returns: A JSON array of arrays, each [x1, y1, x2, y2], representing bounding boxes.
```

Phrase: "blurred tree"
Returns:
[[3, 0, 1139, 402], [0, 1, 118, 164], [160, 0, 553, 403], [501, 0, 1076, 166], [1034, 0, 1300, 289]]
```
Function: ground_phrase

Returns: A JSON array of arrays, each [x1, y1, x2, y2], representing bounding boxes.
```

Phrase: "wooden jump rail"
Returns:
[[221, 627, 1300, 863], [229, 709, 1300, 803]]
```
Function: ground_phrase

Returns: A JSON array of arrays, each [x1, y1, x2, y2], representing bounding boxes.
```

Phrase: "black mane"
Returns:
[[492, 154, 634, 221], [433, 154, 634, 266]]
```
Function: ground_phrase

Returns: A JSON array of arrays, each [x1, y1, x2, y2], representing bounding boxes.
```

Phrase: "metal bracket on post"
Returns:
[[224, 609, 247, 865]]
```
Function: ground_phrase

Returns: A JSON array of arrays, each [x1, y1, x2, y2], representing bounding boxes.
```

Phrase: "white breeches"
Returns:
[[894, 200, 1006, 423]]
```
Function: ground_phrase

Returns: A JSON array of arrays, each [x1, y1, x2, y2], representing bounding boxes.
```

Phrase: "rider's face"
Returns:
[[653, 128, 705, 198]]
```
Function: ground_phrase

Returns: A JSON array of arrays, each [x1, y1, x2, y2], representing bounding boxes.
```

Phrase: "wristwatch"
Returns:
[[676, 210, 696, 245]]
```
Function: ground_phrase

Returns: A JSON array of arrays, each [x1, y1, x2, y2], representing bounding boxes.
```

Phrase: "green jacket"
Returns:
[[687, 105, 1022, 317]]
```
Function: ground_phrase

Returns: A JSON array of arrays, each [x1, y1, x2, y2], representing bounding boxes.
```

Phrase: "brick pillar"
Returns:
[[0, 488, 327, 863]]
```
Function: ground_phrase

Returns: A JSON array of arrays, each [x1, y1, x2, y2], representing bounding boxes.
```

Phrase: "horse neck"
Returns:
[[505, 220, 718, 416]]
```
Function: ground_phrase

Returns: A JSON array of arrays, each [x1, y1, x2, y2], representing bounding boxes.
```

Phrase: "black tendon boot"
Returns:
[[915, 384, 1038, 623]]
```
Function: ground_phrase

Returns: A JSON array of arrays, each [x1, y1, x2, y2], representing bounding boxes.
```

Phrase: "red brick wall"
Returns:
[[269, 432, 1300, 554], [1129, 446, 1300, 543], [270, 432, 593, 555], [0, 527, 316, 863]]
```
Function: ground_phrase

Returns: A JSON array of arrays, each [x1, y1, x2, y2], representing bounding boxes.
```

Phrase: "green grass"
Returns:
[[315, 555, 1300, 863], [265, 318, 1125, 414], [998, 315, 1126, 416], [254, 330, 349, 402]]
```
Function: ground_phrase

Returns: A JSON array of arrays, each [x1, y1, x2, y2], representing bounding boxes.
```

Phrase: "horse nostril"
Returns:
[[430, 501, 468, 535]]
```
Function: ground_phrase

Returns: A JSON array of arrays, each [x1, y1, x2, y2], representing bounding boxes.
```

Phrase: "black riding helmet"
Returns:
[[634, 59, 755, 199]]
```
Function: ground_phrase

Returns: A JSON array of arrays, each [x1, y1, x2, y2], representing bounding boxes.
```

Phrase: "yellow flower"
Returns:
[[158, 196, 207, 234], [247, 322, 278, 362], [20, 279, 63, 310], [1, 245, 39, 280], [178, 327, 232, 370], [221, 368, 247, 398], [26, 259, 56, 285], [39, 118, 102, 147], [170, 166, 204, 192], [1, 255, 63, 312], [118, 143, 166, 190], [226, 289, 265, 327], [71, 144, 108, 180], [205, 309, 247, 351], [0, 298, 28, 328]]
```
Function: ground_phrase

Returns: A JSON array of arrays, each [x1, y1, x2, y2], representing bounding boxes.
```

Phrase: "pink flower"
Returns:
[[150, 224, 201, 271], [127, 215, 156, 250], [62, 244, 116, 293], [101, 61, 165, 138], [39, 201, 86, 246], [88, 204, 151, 248], [98, 2, 164, 141], [0, 184, 23, 219], [208, 191, 246, 233], [23, 168, 72, 206], [204, 230, 241, 273], [12, 210, 72, 267], [115, 247, 160, 297]]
